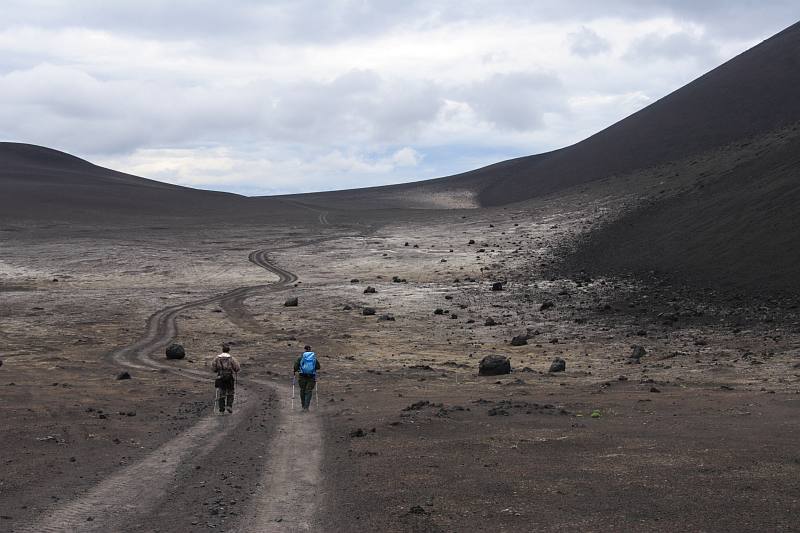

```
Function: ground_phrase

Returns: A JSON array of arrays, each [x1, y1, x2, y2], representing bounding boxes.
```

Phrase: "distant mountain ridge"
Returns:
[[286, 20, 800, 208], [2, 21, 799, 293]]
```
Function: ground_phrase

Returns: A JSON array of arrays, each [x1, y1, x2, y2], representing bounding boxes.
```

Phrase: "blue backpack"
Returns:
[[299, 351, 317, 375]]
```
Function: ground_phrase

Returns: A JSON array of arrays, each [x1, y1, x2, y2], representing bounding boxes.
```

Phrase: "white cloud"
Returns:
[[568, 26, 611, 57], [0, 2, 797, 194]]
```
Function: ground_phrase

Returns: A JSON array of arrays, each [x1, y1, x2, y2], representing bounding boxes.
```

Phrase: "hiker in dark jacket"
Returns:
[[293, 345, 320, 411], [212, 344, 240, 413]]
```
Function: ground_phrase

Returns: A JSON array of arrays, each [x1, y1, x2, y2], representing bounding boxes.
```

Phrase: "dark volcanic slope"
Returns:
[[566, 128, 800, 294], [471, 20, 800, 206], [0, 143, 300, 223], [287, 21, 800, 210], [0, 143, 239, 219]]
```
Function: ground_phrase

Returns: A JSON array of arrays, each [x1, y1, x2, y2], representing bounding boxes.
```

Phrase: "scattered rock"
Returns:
[[484, 317, 498, 326], [362, 307, 376, 316], [350, 279, 360, 283], [629, 345, 647, 362], [468, 239, 475, 245], [403, 400, 438, 411], [378, 314, 395, 322], [549, 358, 566, 373], [510, 335, 528, 347], [491, 282, 504, 291], [284, 297, 299, 307], [409, 505, 428, 515], [540, 301, 554, 311], [434, 308, 445, 315], [392, 276, 407, 283], [650, 387, 661, 393], [342, 304, 352, 310], [165, 343, 185, 360], [363, 286, 376, 294], [349, 428, 366, 438], [116, 371, 131, 380], [479, 355, 511, 376]]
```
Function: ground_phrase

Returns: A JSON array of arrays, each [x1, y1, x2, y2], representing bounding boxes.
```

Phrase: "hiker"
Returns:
[[212, 344, 240, 413], [293, 345, 320, 411]]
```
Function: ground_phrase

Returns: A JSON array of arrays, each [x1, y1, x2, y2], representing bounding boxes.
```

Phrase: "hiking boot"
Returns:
[[226, 407, 233, 413]]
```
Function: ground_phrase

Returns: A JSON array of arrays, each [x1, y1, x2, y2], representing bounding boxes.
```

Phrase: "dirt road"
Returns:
[[19, 250, 322, 532]]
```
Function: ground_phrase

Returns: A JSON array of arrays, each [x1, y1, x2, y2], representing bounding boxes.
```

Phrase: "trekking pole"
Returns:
[[316, 375, 320, 408], [213, 386, 219, 414], [291, 374, 295, 411]]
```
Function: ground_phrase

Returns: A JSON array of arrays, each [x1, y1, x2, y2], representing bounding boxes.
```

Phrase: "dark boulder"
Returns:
[[549, 357, 566, 373], [378, 314, 395, 321], [350, 279, 360, 283], [116, 371, 132, 380], [510, 335, 528, 346], [491, 282, 504, 291], [540, 301, 554, 311], [362, 307, 376, 316], [629, 345, 647, 362], [363, 286, 376, 294], [479, 355, 511, 376], [165, 343, 185, 360], [484, 317, 498, 326], [434, 308, 445, 315], [284, 297, 299, 307]]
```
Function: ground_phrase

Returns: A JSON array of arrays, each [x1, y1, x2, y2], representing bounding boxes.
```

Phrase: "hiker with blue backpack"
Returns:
[[293, 345, 320, 411]]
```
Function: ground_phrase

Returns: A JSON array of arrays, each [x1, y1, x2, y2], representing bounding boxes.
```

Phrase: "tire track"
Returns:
[[220, 241, 340, 334], [218, 250, 297, 332], [21, 250, 310, 533], [233, 406, 323, 532]]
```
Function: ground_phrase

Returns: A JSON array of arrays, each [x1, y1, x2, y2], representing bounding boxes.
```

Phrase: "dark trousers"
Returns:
[[217, 375, 235, 411], [298, 374, 316, 409], [218, 386, 234, 411]]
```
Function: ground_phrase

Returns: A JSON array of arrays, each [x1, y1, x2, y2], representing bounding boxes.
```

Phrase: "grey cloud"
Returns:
[[269, 70, 443, 144], [1, 1, 797, 45], [0, 64, 444, 155], [463, 72, 565, 131], [624, 31, 719, 63], [568, 26, 611, 57]]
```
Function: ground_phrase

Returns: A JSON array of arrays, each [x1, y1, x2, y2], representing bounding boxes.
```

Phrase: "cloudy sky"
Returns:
[[1, 1, 798, 195]]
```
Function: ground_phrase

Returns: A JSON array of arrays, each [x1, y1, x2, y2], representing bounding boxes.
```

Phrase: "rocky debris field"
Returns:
[[1, 181, 799, 531]]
